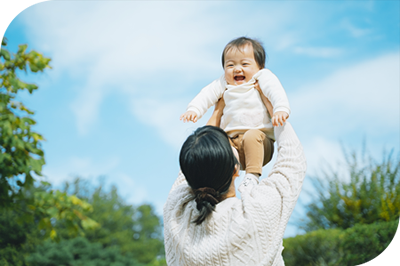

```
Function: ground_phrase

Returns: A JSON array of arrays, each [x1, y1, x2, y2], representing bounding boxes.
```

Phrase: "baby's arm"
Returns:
[[180, 75, 226, 123], [256, 69, 290, 127]]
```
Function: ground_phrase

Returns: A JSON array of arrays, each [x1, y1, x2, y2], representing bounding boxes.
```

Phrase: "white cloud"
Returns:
[[302, 136, 344, 176], [290, 52, 399, 135], [42, 155, 149, 205], [293, 46, 344, 58], [115, 172, 148, 205], [129, 96, 213, 150], [42, 155, 121, 186], [341, 18, 372, 38], [21, 2, 226, 135]]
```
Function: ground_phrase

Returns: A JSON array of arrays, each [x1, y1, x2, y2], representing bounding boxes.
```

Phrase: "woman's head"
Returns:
[[179, 125, 238, 225]]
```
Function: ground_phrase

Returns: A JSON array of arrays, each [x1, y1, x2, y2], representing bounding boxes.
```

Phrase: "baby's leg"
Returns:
[[241, 129, 274, 176]]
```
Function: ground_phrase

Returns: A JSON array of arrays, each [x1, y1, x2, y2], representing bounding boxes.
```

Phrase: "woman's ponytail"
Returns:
[[193, 187, 221, 225]]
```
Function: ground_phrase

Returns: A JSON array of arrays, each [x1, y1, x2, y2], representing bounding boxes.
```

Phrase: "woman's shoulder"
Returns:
[[164, 184, 193, 216]]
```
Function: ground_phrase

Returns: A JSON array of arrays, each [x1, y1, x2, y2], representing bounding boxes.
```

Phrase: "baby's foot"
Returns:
[[243, 173, 260, 186]]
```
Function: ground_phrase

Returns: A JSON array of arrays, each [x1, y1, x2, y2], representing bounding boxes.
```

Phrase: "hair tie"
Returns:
[[194, 187, 220, 210]]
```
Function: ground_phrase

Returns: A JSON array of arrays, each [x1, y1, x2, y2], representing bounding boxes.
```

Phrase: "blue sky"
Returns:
[[1, 0, 399, 247]]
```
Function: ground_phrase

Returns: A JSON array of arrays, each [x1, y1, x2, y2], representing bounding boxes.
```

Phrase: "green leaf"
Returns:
[[46, 207, 59, 218], [17, 44, 27, 55], [26, 83, 38, 93], [81, 218, 100, 230], [0, 48, 10, 60], [50, 228, 57, 240]]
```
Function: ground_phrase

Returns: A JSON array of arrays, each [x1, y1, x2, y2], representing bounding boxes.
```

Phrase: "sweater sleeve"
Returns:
[[257, 69, 291, 115], [186, 75, 227, 119], [239, 122, 306, 203], [238, 122, 306, 265], [170, 170, 188, 192], [263, 122, 306, 197]]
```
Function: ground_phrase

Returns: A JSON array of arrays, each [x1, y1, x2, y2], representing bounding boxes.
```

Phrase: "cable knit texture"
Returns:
[[186, 69, 291, 140], [163, 122, 306, 266]]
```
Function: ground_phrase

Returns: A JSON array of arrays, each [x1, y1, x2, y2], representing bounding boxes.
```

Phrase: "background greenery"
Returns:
[[283, 220, 398, 266], [283, 145, 399, 265]]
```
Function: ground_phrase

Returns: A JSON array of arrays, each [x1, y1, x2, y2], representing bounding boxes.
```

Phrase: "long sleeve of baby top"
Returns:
[[186, 69, 290, 135], [163, 122, 306, 266]]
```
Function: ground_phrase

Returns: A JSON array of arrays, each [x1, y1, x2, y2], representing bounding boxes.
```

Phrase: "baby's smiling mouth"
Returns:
[[234, 75, 245, 82]]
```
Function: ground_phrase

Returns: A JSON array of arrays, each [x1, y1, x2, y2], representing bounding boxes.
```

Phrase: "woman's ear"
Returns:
[[231, 147, 239, 161]]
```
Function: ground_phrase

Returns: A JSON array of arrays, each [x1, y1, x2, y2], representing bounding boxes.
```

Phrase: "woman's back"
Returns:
[[164, 123, 306, 266]]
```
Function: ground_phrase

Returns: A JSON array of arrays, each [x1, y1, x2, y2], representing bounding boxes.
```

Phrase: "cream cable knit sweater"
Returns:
[[186, 69, 291, 140], [163, 122, 306, 266]]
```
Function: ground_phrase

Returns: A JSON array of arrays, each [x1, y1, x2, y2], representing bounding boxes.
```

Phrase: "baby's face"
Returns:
[[224, 44, 261, 85]]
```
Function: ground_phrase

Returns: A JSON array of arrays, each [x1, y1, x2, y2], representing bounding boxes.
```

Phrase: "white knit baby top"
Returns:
[[186, 69, 291, 140], [163, 122, 306, 266]]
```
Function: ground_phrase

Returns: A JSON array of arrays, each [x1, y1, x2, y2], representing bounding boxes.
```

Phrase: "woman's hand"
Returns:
[[272, 111, 289, 127], [206, 97, 225, 127], [254, 81, 274, 119], [254, 81, 289, 127]]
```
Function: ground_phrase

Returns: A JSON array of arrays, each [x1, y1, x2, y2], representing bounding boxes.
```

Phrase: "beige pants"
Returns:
[[229, 129, 274, 175]]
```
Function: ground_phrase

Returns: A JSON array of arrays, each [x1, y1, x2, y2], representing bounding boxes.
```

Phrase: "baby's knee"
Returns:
[[243, 129, 264, 143]]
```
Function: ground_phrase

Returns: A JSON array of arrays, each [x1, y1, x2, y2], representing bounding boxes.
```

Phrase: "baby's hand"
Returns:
[[180, 111, 198, 123], [272, 111, 289, 127]]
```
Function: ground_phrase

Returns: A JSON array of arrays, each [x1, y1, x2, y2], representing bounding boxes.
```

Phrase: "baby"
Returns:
[[180, 37, 290, 181]]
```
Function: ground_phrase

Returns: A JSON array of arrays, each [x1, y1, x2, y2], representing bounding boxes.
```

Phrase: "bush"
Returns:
[[283, 219, 399, 266], [301, 149, 400, 232], [26, 237, 144, 266], [341, 219, 399, 266], [283, 228, 344, 266]]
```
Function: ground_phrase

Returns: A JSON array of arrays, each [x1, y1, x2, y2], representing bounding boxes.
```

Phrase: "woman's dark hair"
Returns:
[[179, 126, 238, 225], [221, 36, 266, 69]]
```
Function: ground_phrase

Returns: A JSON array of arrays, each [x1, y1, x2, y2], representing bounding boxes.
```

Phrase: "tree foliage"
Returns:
[[26, 237, 145, 266], [0, 179, 166, 266], [0, 37, 49, 206], [60, 178, 165, 264], [0, 38, 166, 264], [301, 147, 400, 231], [0, 38, 98, 241]]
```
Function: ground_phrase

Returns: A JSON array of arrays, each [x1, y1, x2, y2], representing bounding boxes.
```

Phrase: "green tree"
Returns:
[[0, 38, 98, 241], [301, 147, 400, 231], [0, 37, 48, 207], [60, 178, 165, 264]]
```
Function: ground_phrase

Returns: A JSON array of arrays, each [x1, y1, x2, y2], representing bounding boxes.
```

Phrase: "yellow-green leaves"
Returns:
[[33, 188, 99, 241], [1, 37, 49, 206]]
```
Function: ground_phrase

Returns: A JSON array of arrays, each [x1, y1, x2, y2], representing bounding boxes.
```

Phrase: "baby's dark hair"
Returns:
[[179, 126, 238, 225], [221, 36, 266, 69]]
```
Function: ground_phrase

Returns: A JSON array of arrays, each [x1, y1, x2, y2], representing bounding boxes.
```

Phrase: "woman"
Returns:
[[164, 106, 306, 266]]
